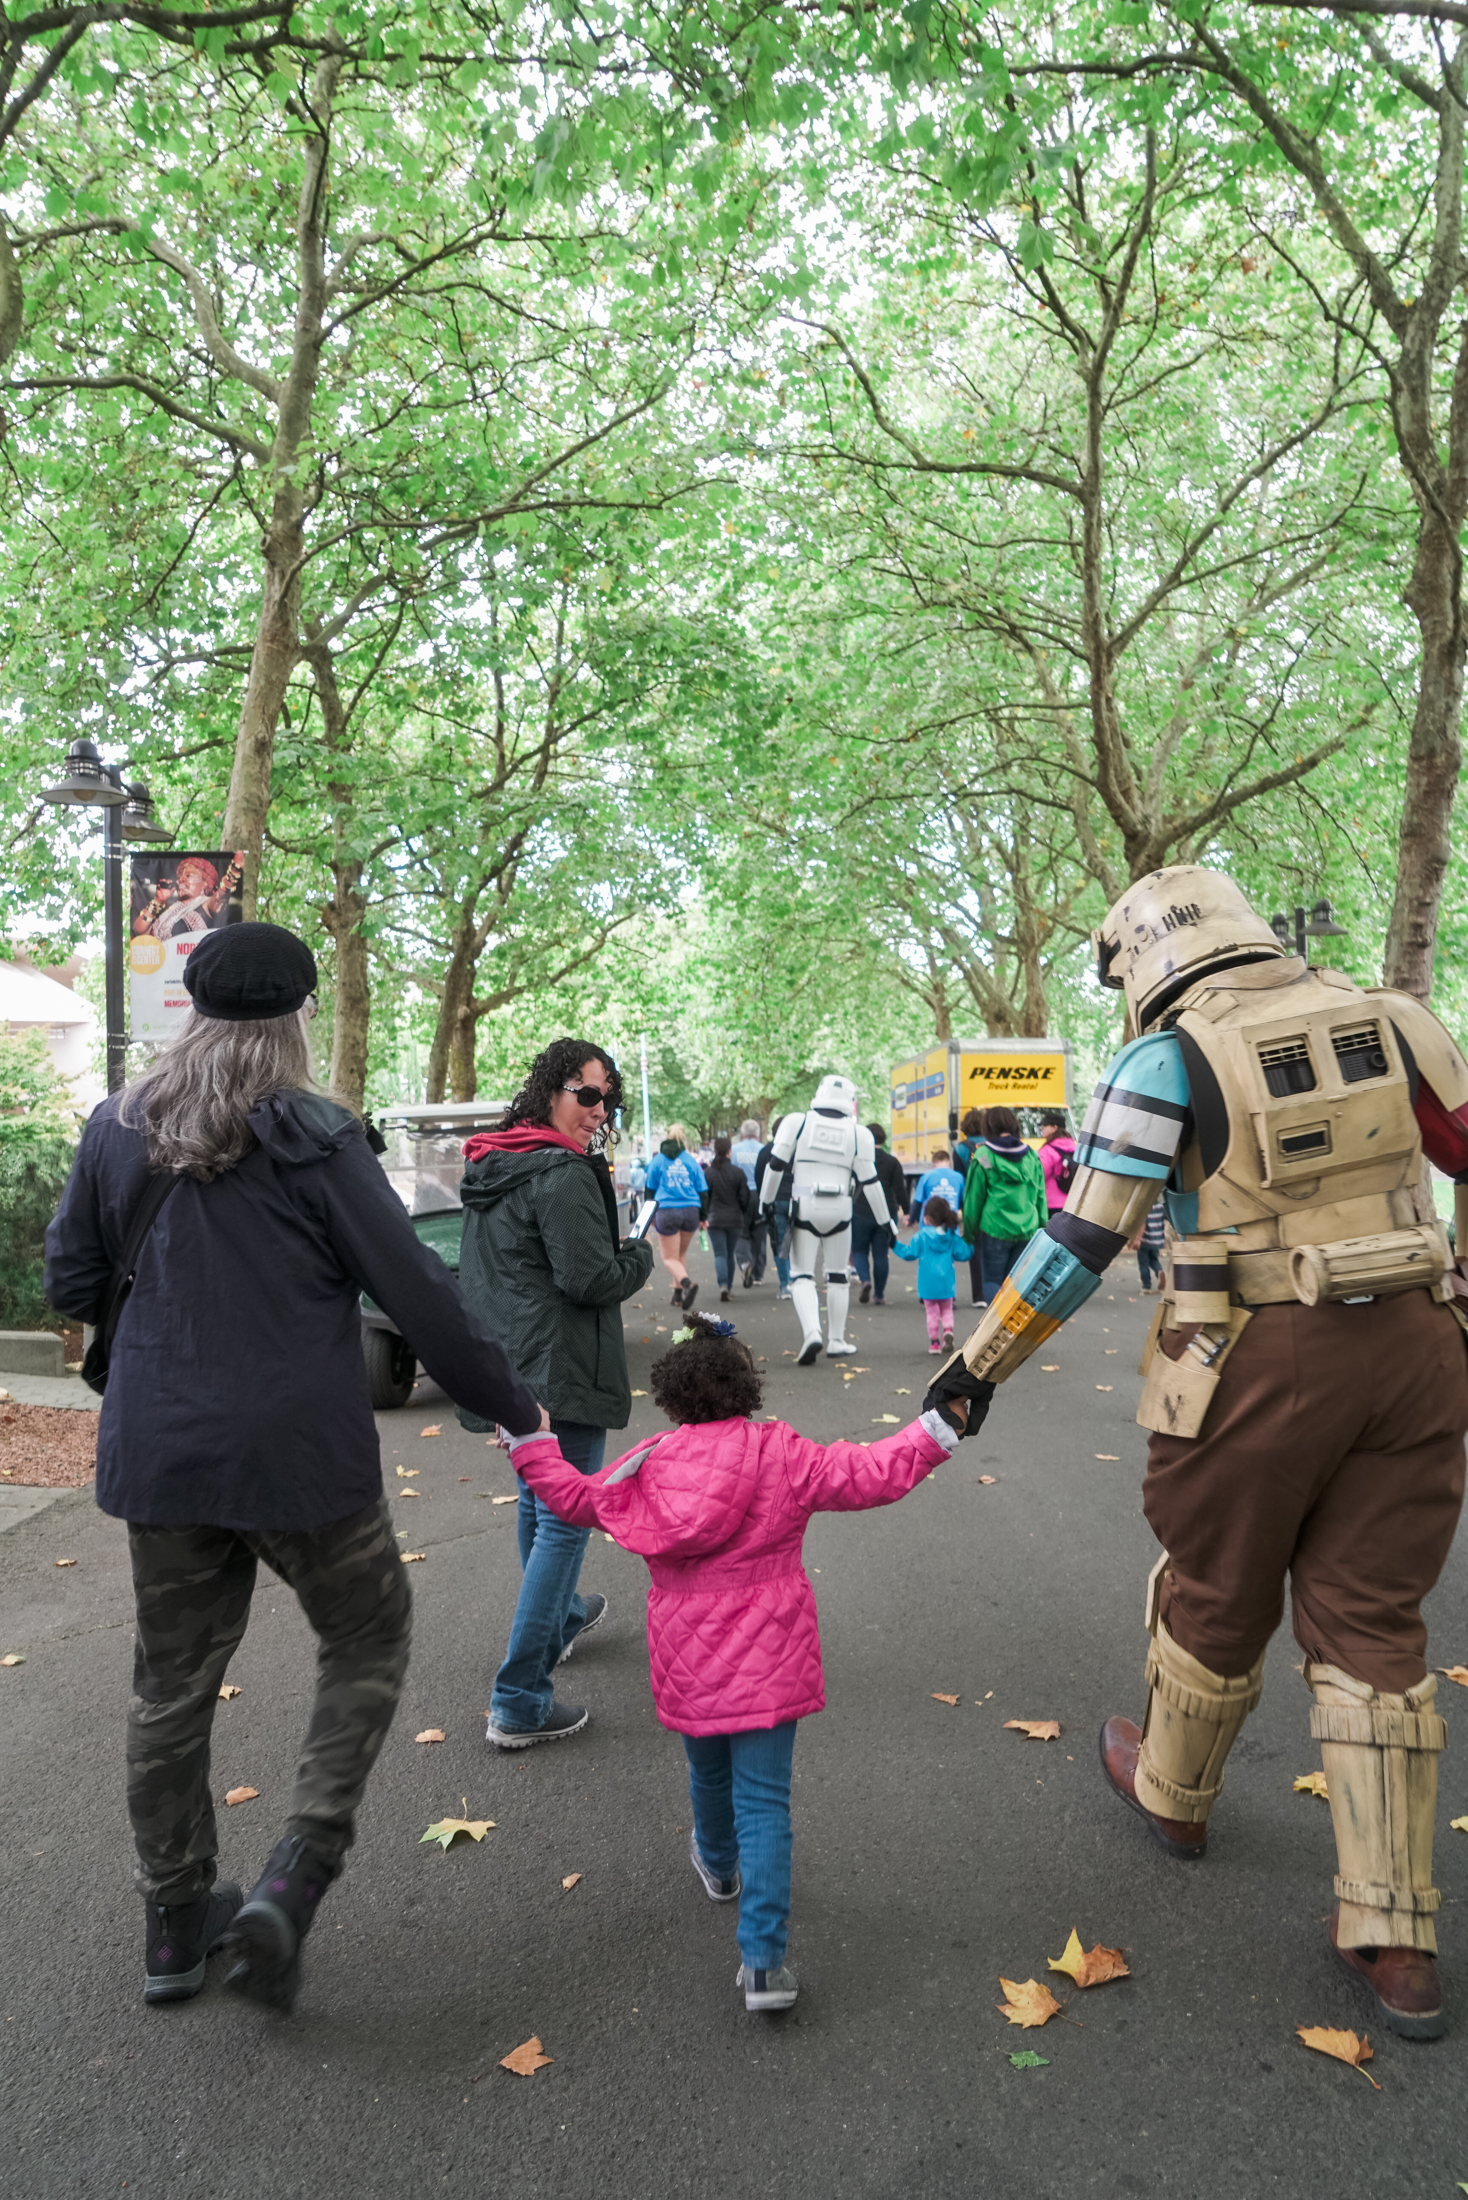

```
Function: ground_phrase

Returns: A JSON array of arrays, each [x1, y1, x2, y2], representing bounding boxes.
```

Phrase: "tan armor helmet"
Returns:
[[1094, 866, 1287, 1032]]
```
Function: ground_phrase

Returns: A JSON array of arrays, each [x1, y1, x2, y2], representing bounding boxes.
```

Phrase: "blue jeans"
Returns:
[[768, 1207, 791, 1290], [979, 1233, 1029, 1305], [1138, 1242, 1163, 1290], [850, 1210, 889, 1301], [683, 1722, 798, 1970], [490, 1420, 606, 1733], [709, 1226, 740, 1289]]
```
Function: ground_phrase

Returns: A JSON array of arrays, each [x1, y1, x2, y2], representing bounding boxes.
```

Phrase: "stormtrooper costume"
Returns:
[[762, 1077, 891, 1364]]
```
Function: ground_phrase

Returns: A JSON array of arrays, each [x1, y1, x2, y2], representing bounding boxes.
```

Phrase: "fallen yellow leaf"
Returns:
[[1095, 1453, 1120, 1461], [1047, 1927, 1131, 1989], [996, 1977, 1062, 2029], [931, 1692, 961, 1706], [420, 1424, 442, 1438], [630, 1389, 648, 1397], [225, 1786, 259, 1806], [1296, 2025, 1379, 2087], [401, 1551, 427, 1563], [396, 1466, 420, 1479], [1294, 1772, 1330, 1800], [978, 1474, 997, 1485], [1005, 1719, 1061, 1741], [218, 1683, 242, 1700], [500, 2036, 553, 2076], [397, 1488, 420, 1498], [54, 1558, 77, 1569], [1451, 1815, 1468, 1833], [1040, 1364, 1060, 1371], [415, 1728, 446, 1744], [1095, 1385, 1113, 1392], [561, 1872, 582, 1891], [491, 1494, 517, 1506], [1, 1653, 25, 1666], [422, 1800, 497, 1849], [894, 1388, 911, 1395], [873, 1414, 900, 1424], [1438, 1665, 1468, 1687]]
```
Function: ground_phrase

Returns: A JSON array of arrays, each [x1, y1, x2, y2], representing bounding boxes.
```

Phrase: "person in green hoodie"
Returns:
[[458, 1037, 655, 1750], [959, 1105, 1047, 1307]]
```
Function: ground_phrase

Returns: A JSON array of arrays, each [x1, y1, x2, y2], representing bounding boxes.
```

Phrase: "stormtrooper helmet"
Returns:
[[1094, 865, 1287, 1031], [812, 1074, 859, 1116]]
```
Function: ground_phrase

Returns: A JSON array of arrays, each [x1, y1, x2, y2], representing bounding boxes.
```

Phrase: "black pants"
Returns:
[[126, 1499, 412, 1904]]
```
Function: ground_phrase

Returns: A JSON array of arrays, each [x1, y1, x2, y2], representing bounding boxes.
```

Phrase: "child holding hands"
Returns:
[[891, 1195, 973, 1352], [506, 1313, 979, 2014]]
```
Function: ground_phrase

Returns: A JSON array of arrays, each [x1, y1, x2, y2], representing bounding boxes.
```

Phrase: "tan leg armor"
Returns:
[[1308, 1664, 1446, 1952], [1134, 1616, 1266, 1824]]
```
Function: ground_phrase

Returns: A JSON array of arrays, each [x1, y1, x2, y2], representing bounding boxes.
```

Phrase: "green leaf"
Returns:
[[1009, 2051, 1049, 2068]]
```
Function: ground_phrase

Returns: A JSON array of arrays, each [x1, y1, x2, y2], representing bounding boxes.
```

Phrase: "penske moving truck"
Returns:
[[888, 1036, 1074, 1180]]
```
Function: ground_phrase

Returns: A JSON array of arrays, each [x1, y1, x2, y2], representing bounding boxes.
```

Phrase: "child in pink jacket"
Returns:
[[508, 1311, 976, 2014]]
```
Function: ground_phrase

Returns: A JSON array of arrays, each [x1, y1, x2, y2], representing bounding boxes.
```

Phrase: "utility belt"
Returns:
[[790, 1190, 853, 1241], [1137, 1217, 1453, 1442]]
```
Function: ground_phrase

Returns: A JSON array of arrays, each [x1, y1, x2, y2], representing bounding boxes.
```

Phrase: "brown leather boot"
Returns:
[[1099, 1717, 1209, 1860], [1329, 1907, 1446, 2040]]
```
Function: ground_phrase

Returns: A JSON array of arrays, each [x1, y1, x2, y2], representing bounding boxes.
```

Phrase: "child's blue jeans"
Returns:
[[682, 1721, 798, 1969], [490, 1420, 606, 1733]]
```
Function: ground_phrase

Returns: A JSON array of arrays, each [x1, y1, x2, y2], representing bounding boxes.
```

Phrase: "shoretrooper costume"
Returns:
[[929, 866, 1468, 2038]]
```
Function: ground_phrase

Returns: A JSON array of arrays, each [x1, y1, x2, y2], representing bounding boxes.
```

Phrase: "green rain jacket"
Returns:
[[457, 1142, 654, 1430], [960, 1138, 1048, 1246]]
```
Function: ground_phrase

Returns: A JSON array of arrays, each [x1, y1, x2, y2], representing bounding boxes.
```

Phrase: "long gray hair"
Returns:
[[119, 1007, 320, 1179]]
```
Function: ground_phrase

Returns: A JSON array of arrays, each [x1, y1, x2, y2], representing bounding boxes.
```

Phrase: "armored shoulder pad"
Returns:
[[1368, 989, 1468, 1114], [1076, 1030, 1190, 1180]]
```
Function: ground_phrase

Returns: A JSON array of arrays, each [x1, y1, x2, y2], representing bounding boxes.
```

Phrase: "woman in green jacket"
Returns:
[[458, 1037, 654, 1750], [960, 1105, 1048, 1308]]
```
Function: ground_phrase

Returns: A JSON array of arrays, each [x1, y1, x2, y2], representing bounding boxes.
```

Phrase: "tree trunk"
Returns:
[[303, 639, 372, 1110], [220, 44, 342, 913], [1383, 507, 1465, 998], [426, 925, 477, 1102]]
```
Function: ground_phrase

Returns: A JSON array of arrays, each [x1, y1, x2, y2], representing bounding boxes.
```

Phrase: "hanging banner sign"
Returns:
[[128, 851, 245, 1040]]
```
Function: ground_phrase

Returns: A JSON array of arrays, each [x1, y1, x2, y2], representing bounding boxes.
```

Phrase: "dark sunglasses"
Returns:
[[562, 1082, 610, 1110]]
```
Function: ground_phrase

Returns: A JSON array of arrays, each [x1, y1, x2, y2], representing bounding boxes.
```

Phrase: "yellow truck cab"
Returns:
[[889, 1037, 1074, 1189]]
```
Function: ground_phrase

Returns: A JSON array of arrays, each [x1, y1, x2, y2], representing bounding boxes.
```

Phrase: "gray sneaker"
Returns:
[[737, 1962, 798, 2012], [557, 1593, 608, 1665], [689, 1832, 740, 1902], [486, 1700, 589, 1750]]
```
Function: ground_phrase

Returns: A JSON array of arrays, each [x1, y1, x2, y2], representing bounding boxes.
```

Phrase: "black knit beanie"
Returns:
[[183, 922, 318, 1023]]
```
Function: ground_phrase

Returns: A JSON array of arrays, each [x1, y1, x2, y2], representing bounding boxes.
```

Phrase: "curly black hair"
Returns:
[[650, 1321, 764, 1425], [502, 1037, 624, 1131]]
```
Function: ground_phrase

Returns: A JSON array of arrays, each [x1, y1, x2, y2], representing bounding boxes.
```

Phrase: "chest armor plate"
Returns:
[[1175, 966, 1422, 1237]]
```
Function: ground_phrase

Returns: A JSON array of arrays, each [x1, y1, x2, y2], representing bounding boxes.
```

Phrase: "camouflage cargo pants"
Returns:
[[126, 1499, 412, 1904]]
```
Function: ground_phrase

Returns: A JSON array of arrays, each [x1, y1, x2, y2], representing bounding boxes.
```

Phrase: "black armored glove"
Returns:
[[922, 1360, 996, 1439]]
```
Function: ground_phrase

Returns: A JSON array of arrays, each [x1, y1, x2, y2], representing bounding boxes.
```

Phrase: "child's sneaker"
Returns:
[[737, 1962, 798, 2012], [942, 1328, 954, 1350], [689, 1832, 740, 1902], [928, 1342, 942, 1354]]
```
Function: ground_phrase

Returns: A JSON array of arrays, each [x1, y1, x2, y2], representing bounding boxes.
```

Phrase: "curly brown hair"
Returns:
[[502, 1037, 624, 1131], [650, 1320, 764, 1424]]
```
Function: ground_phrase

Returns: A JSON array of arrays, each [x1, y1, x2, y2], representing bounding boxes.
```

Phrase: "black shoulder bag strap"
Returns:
[[81, 1171, 181, 1396]]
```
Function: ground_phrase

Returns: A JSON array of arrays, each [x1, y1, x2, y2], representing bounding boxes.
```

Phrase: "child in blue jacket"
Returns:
[[892, 1197, 973, 1352]]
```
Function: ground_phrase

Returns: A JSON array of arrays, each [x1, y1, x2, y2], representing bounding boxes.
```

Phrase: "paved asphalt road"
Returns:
[[6, 1251, 1468, 2200]]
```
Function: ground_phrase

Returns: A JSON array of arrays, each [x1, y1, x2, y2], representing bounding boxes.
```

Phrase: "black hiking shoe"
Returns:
[[144, 1880, 242, 2003], [223, 1835, 339, 2013]]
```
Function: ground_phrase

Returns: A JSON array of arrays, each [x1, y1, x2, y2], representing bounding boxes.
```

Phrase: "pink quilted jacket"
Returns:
[[512, 1415, 947, 1736]]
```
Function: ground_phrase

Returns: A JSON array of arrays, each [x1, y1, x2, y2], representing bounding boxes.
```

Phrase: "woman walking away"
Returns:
[[755, 1118, 793, 1298], [959, 1106, 1047, 1308], [458, 1038, 655, 1751], [706, 1135, 752, 1300], [44, 924, 541, 2014], [1037, 1110, 1077, 1214], [891, 1196, 973, 1351], [1130, 1194, 1167, 1292], [508, 1313, 983, 2013], [643, 1124, 709, 1310]]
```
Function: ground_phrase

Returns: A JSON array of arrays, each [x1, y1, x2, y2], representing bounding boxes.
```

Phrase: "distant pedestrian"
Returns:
[[891, 1195, 973, 1351], [628, 1148, 648, 1226], [459, 1037, 655, 1753], [643, 1125, 709, 1311], [755, 1118, 793, 1298], [907, 1147, 966, 1225], [706, 1134, 752, 1300], [1038, 1109, 1077, 1213], [959, 1106, 1047, 1307], [507, 1311, 980, 2014], [953, 1108, 989, 1304], [730, 1118, 766, 1285], [1131, 1195, 1167, 1292], [952, 1108, 985, 1177], [853, 1123, 907, 1306], [44, 923, 542, 2014]]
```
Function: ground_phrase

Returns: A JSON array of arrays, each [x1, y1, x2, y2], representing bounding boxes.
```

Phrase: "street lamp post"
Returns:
[[38, 742, 171, 1094], [1269, 897, 1350, 965]]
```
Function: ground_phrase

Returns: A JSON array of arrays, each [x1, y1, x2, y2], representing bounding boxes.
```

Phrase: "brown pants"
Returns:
[[1145, 1292, 1468, 1692]]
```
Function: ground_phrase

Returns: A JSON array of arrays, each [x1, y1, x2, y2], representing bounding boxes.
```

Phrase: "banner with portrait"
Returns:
[[128, 851, 246, 1040]]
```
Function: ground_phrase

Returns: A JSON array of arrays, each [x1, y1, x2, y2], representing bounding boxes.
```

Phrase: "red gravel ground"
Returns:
[[0, 1401, 97, 1488]]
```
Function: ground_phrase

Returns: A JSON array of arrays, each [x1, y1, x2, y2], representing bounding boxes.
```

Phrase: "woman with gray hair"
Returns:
[[45, 923, 540, 2015]]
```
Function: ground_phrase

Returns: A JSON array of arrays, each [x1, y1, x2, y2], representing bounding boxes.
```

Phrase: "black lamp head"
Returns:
[[39, 736, 126, 809]]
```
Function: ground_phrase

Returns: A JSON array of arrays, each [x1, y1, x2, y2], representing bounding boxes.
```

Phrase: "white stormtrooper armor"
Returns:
[[763, 1075, 891, 1363]]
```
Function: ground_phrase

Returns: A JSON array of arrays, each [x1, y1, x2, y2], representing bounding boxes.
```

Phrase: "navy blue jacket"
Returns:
[[44, 1090, 539, 1531]]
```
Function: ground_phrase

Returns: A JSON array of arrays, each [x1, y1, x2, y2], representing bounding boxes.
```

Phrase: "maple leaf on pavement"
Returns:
[[225, 1786, 258, 1806], [561, 1872, 581, 1890], [1450, 1815, 1468, 1833], [218, 1683, 242, 1700], [421, 1799, 497, 1849], [415, 1729, 446, 1744], [1296, 2026, 1379, 2087], [1294, 1772, 1330, 1800], [1004, 1719, 1061, 1741], [996, 1978, 1061, 2028], [419, 1424, 442, 1438], [1047, 1928, 1130, 1988], [500, 2037, 553, 2076], [1009, 2050, 1049, 2068], [931, 1692, 960, 1706]]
